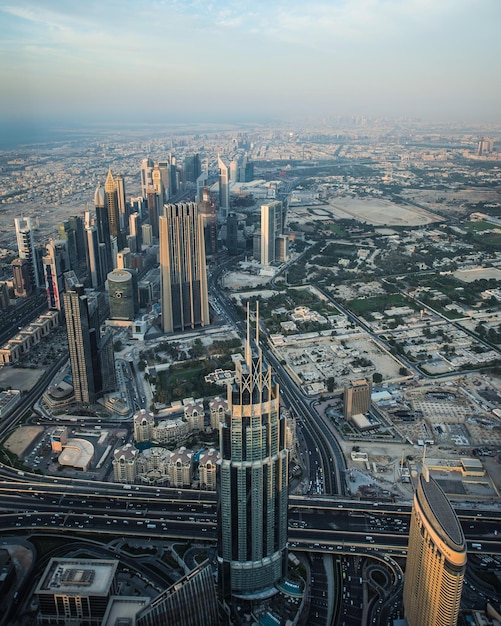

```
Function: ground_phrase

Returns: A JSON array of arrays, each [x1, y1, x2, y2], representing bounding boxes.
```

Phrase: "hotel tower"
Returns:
[[403, 467, 467, 626], [217, 304, 289, 601]]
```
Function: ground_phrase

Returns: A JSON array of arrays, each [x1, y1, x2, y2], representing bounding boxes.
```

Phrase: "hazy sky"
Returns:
[[1, 0, 500, 129]]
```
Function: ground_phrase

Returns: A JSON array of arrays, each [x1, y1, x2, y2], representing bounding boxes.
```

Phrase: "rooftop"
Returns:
[[36, 558, 118, 596]]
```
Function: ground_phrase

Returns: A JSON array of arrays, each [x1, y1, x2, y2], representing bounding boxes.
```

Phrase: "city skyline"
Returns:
[[1, 0, 501, 141]]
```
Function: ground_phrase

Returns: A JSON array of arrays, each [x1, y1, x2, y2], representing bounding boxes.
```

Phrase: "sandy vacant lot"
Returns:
[[4, 425, 43, 457], [0, 366, 44, 392]]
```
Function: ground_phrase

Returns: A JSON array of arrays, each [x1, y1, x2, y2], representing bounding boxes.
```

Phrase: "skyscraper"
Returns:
[[217, 305, 289, 601], [403, 467, 466, 626], [104, 168, 123, 250], [218, 155, 230, 218], [159, 202, 209, 333], [43, 240, 70, 311], [140, 157, 154, 198], [94, 184, 113, 276], [115, 173, 128, 233], [260, 202, 276, 266], [198, 186, 217, 259], [184, 153, 201, 183], [15, 216, 41, 288], [135, 562, 219, 626], [64, 283, 101, 404], [11, 257, 32, 297]]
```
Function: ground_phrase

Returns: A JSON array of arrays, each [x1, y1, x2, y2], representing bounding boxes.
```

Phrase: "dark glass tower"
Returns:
[[217, 305, 289, 601]]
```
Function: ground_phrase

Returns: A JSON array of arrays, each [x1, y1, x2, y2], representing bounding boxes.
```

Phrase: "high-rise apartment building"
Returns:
[[15, 216, 41, 288], [159, 202, 210, 334], [217, 305, 289, 601], [403, 468, 467, 626], [218, 155, 230, 218]]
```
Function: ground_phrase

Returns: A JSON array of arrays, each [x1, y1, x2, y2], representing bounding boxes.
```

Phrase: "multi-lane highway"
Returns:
[[1, 476, 499, 558]]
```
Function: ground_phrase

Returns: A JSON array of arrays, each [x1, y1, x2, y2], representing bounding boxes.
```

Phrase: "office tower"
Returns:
[[158, 160, 171, 201], [94, 184, 113, 276], [261, 202, 277, 266], [226, 212, 240, 256], [240, 154, 254, 182], [99, 328, 117, 395], [184, 153, 201, 183], [195, 170, 208, 204], [344, 378, 371, 418], [142, 224, 153, 246], [107, 268, 138, 321], [104, 168, 123, 250], [115, 173, 128, 233], [403, 468, 466, 626], [198, 186, 217, 258], [152, 163, 164, 200], [36, 558, 119, 625], [58, 216, 86, 278], [64, 283, 101, 403], [146, 188, 160, 238], [140, 157, 154, 198], [129, 212, 142, 253], [14, 216, 41, 288], [477, 137, 494, 156], [43, 240, 70, 311], [229, 157, 239, 183], [84, 223, 104, 289], [159, 202, 210, 334], [0, 282, 10, 310], [136, 562, 219, 626], [218, 155, 230, 218], [169, 155, 178, 196], [217, 305, 289, 601], [11, 257, 32, 297]]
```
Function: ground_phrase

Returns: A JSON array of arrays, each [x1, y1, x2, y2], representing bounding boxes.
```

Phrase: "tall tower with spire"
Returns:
[[94, 183, 113, 276], [217, 304, 289, 602]]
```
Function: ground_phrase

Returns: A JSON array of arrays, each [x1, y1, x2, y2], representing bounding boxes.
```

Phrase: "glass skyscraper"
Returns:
[[217, 305, 289, 601]]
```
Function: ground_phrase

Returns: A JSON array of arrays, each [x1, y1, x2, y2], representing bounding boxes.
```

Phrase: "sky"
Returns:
[[1, 0, 501, 132]]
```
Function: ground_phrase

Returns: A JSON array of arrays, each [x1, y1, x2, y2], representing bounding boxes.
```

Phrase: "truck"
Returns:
[[146, 523, 157, 529], [366, 536, 374, 542], [471, 543, 482, 550]]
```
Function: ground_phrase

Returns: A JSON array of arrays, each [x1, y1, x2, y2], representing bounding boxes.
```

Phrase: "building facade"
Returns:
[[159, 202, 210, 333], [403, 468, 467, 626], [344, 378, 372, 419], [136, 562, 219, 626], [217, 305, 289, 601]]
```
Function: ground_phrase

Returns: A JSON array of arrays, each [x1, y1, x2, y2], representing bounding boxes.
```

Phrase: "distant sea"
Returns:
[[0, 119, 266, 150], [0, 123, 83, 150]]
